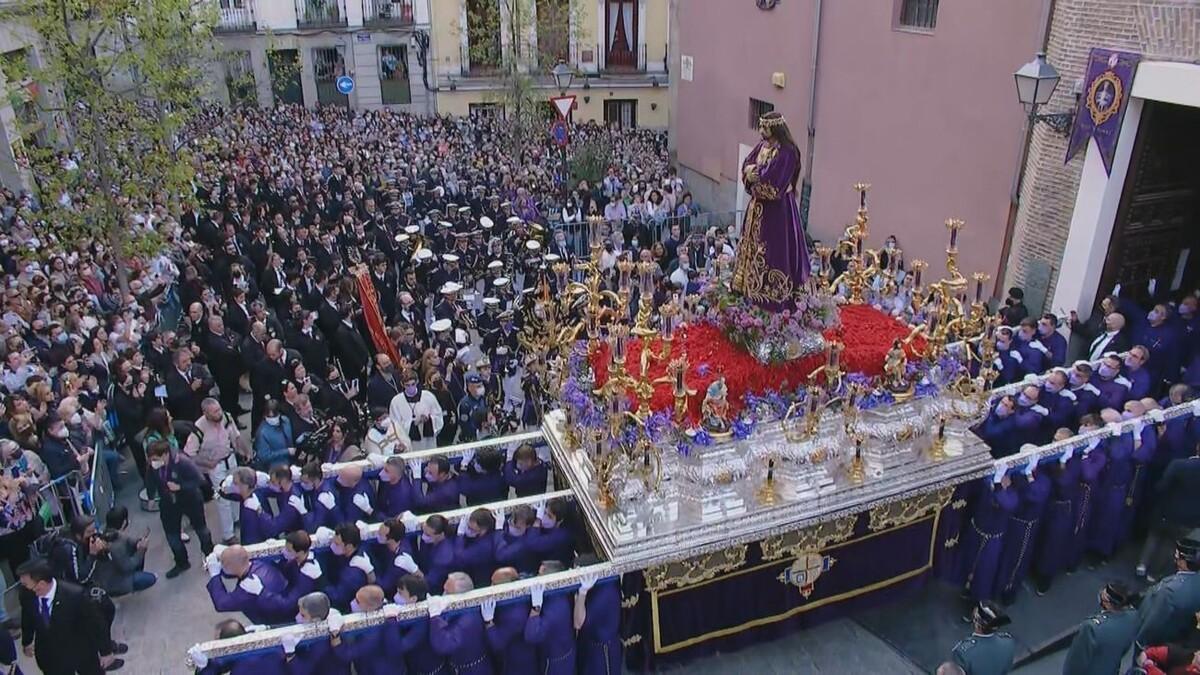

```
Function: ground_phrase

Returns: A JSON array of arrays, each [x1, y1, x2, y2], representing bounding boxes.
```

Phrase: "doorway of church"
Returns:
[[1097, 100, 1200, 310]]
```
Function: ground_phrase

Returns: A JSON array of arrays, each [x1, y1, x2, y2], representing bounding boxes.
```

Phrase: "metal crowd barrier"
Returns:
[[548, 210, 745, 260], [241, 489, 575, 560]]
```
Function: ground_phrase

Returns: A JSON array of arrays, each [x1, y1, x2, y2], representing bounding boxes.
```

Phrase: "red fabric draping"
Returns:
[[355, 269, 402, 368], [590, 305, 925, 423]]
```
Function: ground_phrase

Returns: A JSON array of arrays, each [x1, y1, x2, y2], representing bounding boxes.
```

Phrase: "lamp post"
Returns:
[[1013, 51, 1074, 135], [551, 60, 574, 207]]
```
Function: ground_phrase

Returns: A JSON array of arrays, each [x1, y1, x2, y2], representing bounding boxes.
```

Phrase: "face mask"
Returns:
[[376, 422, 388, 432], [1183, 306, 1195, 318], [330, 542, 345, 556], [423, 471, 437, 483], [995, 405, 1012, 419], [1017, 394, 1034, 408], [1125, 356, 1140, 369], [465, 528, 479, 539], [404, 385, 418, 397], [376, 532, 388, 545], [350, 600, 362, 613], [420, 533, 435, 544], [1044, 381, 1062, 394], [508, 525, 524, 537], [1098, 364, 1118, 379], [150, 460, 165, 470], [393, 593, 408, 606], [1038, 324, 1053, 336], [885, 241, 895, 250], [1121, 410, 1136, 421], [265, 416, 280, 426], [1148, 310, 1162, 322], [996, 339, 1011, 351], [55, 333, 69, 344], [52, 428, 69, 439]]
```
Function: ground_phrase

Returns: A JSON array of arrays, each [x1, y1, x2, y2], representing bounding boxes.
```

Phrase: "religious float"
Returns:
[[192, 170, 1164, 670]]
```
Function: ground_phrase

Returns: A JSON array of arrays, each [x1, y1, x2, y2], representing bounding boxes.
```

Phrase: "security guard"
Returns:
[[951, 600, 1015, 675], [456, 372, 488, 443], [1062, 582, 1140, 675], [1136, 537, 1200, 648]]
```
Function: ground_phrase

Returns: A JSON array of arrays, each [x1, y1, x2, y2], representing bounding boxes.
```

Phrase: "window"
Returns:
[[604, 99, 637, 129], [465, 0, 501, 74], [379, 45, 410, 105], [898, 0, 939, 30], [604, 0, 639, 70], [536, 0, 569, 69], [312, 47, 348, 107], [748, 98, 774, 129], [224, 50, 256, 106], [268, 49, 303, 105]]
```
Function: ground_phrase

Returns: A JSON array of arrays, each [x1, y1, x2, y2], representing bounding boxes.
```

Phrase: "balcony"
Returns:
[[362, 0, 414, 27], [215, 0, 256, 33], [602, 42, 647, 73], [295, 0, 347, 28], [459, 43, 503, 78]]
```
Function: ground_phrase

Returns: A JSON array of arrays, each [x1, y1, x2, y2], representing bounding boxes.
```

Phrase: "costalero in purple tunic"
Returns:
[[731, 138, 810, 312], [958, 479, 1019, 602]]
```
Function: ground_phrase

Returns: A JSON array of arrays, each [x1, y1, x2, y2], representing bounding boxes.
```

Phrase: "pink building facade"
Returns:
[[670, 0, 1045, 290]]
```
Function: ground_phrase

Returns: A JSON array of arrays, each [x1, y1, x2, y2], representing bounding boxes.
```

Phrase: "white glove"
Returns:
[[289, 466, 302, 481], [1023, 459, 1037, 477], [456, 514, 469, 537], [992, 464, 1007, 485], [243, 495, 261, 512], [531, 584, 544, 609], [1106, 421, 1124, 437], [188, 645, 208, 669], [280, 632, 301, 655], [206, 555, 223, 578], [288, 494, 308, 515], [408, 459, 422, 478], [393, 552, 419, 573], [356, 520, 373, 542], [367, 453, 387, 470], [382, 603, 402, 619], [496, 510, 506, 529], [1059, 446, 1075, 465], [426, 595, 447, 617], [353, 492, 373, 515], [401, 511, 421, 534], [326, 608, 344, 633], [245, 624, 268, 633], [1192, 399, 1200, 417], [320, 462, 335, 475], [300, 560, 322, 580], [255, 471, 270, 486], [535, 502, 547, 523], [313, 526, 335, 548], [349, 555, 374, 575], [238, 574, 264, 596], [219, 475, 234, 493], [1148, 409, 1166, 424], [317, 491, 336, 510], [460, 449, 475, 470], [480, 598, 496, 622]]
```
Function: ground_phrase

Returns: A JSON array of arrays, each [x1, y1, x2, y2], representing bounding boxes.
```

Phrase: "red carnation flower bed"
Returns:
[[591, 304, 925, 423]]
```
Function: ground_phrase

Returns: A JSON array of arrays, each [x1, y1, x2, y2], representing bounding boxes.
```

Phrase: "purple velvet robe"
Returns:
[[997, 472, 1052, 601], [731, 138, 810, 311], [1120, 424, 1160, 543], [206, 560, 293, 625], [578, 581, 623, 675], [524, 593, 577, 675], [1068, 448, 1108, 569], [1035, 457, 1081, 580], [486, 599, 537, 675], [430, 612, 493, 675], [959, 480, 1019, 602], [1088, 434, 1134, 557]]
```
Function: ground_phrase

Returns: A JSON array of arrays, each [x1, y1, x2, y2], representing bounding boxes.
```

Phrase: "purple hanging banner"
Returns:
[[1065, 48, 1141, 174]]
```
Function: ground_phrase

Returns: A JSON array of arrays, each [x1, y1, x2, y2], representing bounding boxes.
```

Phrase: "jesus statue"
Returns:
[[731, 111, 812, 311]]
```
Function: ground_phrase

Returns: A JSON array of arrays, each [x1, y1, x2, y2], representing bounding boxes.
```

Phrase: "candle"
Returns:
[[860, 190, 867, 208], [889, 249, 900, 272], [985, 320, 996, 341], [914, 265, 923, 287], [855, 436, 863, 459], [830, 344, 841, 369], [675, 367, 684, 390], [975, 278, 984, 303], [766, 458, 775, 482], [809, 391, 819, 414], [937, 418, 946, 440], [856, 237, 864, 256]]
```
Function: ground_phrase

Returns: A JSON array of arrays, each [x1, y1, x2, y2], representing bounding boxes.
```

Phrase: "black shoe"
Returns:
[[165, 563, 191, 579], [105, 658, 125, 671], [111, 643, 129, 655]]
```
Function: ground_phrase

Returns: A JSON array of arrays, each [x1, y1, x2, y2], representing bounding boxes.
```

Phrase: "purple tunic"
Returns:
[[731, 139, 810, 312], [1068, 448, 1107, 569], [578, 581, 623, 675], [430, 612, 493, 675], [524, 593, 577, 675], [997, 472, 1052, 601], [486, 599, 536, 675], [1035, 458, 1082, 579], [959, 481, 1019, 602], [206, 560, 294, 625], [1088, 434, 1134, 558], [1120, 424, 1160, 543]]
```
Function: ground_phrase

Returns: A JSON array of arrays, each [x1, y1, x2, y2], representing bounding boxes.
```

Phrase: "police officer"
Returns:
[[1136, 537, 1200, 648], [951, 601, 1014, 675], [456, 372, 488, 443], [1062, 582, 1140, 675]]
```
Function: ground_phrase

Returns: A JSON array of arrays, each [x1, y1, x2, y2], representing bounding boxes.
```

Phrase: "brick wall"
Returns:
[[1005, 0, 1200, 303]]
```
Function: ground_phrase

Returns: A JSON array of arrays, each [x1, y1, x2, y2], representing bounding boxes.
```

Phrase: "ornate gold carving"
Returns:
[[760, 515, 857, 561], [868, 487, 954, 532], [951, 498, 968, 510], [643, 544, 748, 592], [751, 182, 780, 201], [731, 200, 794, 304]]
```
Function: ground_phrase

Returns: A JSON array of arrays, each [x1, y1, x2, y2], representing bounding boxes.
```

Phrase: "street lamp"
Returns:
[[551, 60, 574, 94], [1013, 51, 1073, 135]]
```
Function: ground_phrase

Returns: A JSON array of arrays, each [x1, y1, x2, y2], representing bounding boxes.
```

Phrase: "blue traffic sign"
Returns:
[[336, 75, 355, 95], [551, 119, 569, 147]]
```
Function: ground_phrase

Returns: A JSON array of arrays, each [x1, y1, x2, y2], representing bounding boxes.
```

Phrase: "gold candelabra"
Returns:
[[757, 455, 779, 505], [928, 415, 948, 462], [847, 434, 866, 484]]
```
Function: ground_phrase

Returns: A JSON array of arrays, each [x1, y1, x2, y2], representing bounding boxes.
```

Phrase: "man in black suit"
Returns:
[[334, 309, 372, 386], [250, 339, 289, 430], [317, 286, 343, 341], [201, 315, 246, 419], [292, 310, 331, 376], [164, 348, 213, 423], [366, 353, 402, 411], [225, 287, 253, 339], [18, 559, 117, 674]]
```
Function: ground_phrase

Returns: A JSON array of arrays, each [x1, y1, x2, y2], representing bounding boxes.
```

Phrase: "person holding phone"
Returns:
[[93, 505, 157, 597]]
